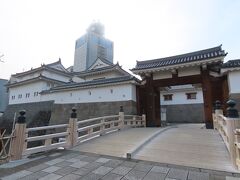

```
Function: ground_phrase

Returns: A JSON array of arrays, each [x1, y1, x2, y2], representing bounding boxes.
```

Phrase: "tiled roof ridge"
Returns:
[[222, 59, 240, 68], [90, 57, 114, 67], [48, 75, 138, 91], [72, 63, 119, 75], [44, 59, 69, 72], [44, 59, 61, 67], [7, 74, 68, 87], [136, 45, 224, 65], [12, 63, 71, 77]]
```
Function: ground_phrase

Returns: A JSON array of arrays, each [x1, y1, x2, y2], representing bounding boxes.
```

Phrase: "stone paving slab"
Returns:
[[167, 168, 189, 180], [38, 173, 62, 180], [1, 170, 33, 180], [1, 150, 240, 180], [143, 172, 167, 180], [18, 171, 49, 180], [112, 166, 132, 175]]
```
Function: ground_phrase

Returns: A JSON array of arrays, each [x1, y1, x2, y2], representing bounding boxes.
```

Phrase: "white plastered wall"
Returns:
[[42, 84, 136, 104], [9, 81, 48, 104], [228, 70, 240, 94], [84, 71, 123, 81], [160, 89, 203, 105]]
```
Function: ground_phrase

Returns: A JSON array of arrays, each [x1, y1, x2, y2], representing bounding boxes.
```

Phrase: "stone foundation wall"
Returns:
[[162, 103, 204, 123], [0, 101, 54, 132], [229, 93, 240, 111], [49, 100, 137, 125], [0, 100, 137, 130]]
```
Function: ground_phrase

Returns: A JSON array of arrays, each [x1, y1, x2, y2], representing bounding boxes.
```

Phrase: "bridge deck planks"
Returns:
[[134, 124, 238, 172], [72, 128, 160, 157]]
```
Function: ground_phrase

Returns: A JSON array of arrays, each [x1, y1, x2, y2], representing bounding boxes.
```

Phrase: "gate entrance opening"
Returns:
[[131, 46, 229, 128]]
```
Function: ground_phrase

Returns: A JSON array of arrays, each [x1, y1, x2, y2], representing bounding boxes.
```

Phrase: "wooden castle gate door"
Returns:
[[136, 70, 228, 129]]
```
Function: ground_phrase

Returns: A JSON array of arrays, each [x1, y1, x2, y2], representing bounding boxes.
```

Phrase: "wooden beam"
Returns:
[[202, 70, 213, 129], [152, 75, 202, 87]]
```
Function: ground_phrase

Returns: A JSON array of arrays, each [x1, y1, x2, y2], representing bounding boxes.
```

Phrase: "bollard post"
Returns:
[[10, 110, 27, 160], [214, 100, 223, 130], [67, 107, 78, 148], [225, 100, 240, 168], [119, 106, 124, 130]]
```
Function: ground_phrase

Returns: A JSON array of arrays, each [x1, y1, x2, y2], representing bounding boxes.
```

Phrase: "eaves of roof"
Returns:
[[222, 59, 240, 69], [72, 63, 129, 77], [6, 75, 67, 88], [42, 76, 140, 93], [131, 45, 226, 73], [12, 65, 72, 78], [87, 57, 114, 70]]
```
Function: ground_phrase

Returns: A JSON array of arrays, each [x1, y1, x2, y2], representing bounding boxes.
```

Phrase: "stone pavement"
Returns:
[[1, 150, 240, 180]]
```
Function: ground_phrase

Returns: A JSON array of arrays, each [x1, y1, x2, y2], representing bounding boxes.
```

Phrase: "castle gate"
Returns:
[[131, 46, 229, 128]]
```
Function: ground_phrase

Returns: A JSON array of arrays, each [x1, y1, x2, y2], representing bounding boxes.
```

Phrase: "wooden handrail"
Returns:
[[27, 124, 68, 132], [78, 115, 119, 125], [27, 132, 68, 142], [213, 111, 240, 170], [10, 112, 146, 160]]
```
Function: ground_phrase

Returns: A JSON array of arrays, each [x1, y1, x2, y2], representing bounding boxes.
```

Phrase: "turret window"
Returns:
[[163, 94, 173, 101], [186, 92, 197, 100]]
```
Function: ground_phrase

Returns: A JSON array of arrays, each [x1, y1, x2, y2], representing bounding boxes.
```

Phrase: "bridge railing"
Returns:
[[213, 100, 240, 170], [9, 106, 146, 161]]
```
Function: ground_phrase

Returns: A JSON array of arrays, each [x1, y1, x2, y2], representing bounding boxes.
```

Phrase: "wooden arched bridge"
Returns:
[[1, 101, 240, 173]]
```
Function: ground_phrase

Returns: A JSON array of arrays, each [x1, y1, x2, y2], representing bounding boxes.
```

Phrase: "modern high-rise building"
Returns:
[[73, 22, 114, 72]]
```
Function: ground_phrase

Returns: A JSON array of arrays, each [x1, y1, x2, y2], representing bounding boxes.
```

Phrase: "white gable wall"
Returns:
[[88, 58, 109, 70], [228, 71, 240, 94], [84, 71, 123, 81], [42, 70, 70, 82]]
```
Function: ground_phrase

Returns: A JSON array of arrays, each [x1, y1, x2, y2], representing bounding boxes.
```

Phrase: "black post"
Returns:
[[227, 100, 239, 118], [120, 106, 124, 112], [71, 107, 77, 118], [214, 100, 222, 110], [17, 110, 26, 124]]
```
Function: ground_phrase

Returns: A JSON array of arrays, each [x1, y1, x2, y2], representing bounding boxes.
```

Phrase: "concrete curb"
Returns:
[[126, 126, 175, 159]]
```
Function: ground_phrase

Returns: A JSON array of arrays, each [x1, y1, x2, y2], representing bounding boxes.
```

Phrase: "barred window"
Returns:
[[186, 92, 197, 100], [163, 94, 173, 101]]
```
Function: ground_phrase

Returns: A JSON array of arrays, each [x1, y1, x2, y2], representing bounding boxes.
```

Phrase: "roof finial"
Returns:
[[59, 57, 61, 62]]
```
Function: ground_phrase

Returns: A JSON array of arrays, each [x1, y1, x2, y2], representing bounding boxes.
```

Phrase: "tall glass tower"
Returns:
[[73, 23, 114, 72]]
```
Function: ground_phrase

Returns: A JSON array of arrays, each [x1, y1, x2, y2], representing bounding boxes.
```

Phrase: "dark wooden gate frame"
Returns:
[[136, 69, 229, 129]]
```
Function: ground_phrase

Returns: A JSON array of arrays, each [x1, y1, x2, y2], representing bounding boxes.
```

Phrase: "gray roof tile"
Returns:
[[43, 76, 139, 92], [222, 59, 240, 68], [131, 45, 226, 71]]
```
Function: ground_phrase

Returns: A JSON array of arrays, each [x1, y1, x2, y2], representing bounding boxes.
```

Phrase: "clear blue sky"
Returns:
[[0, 0, 240, 79]]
